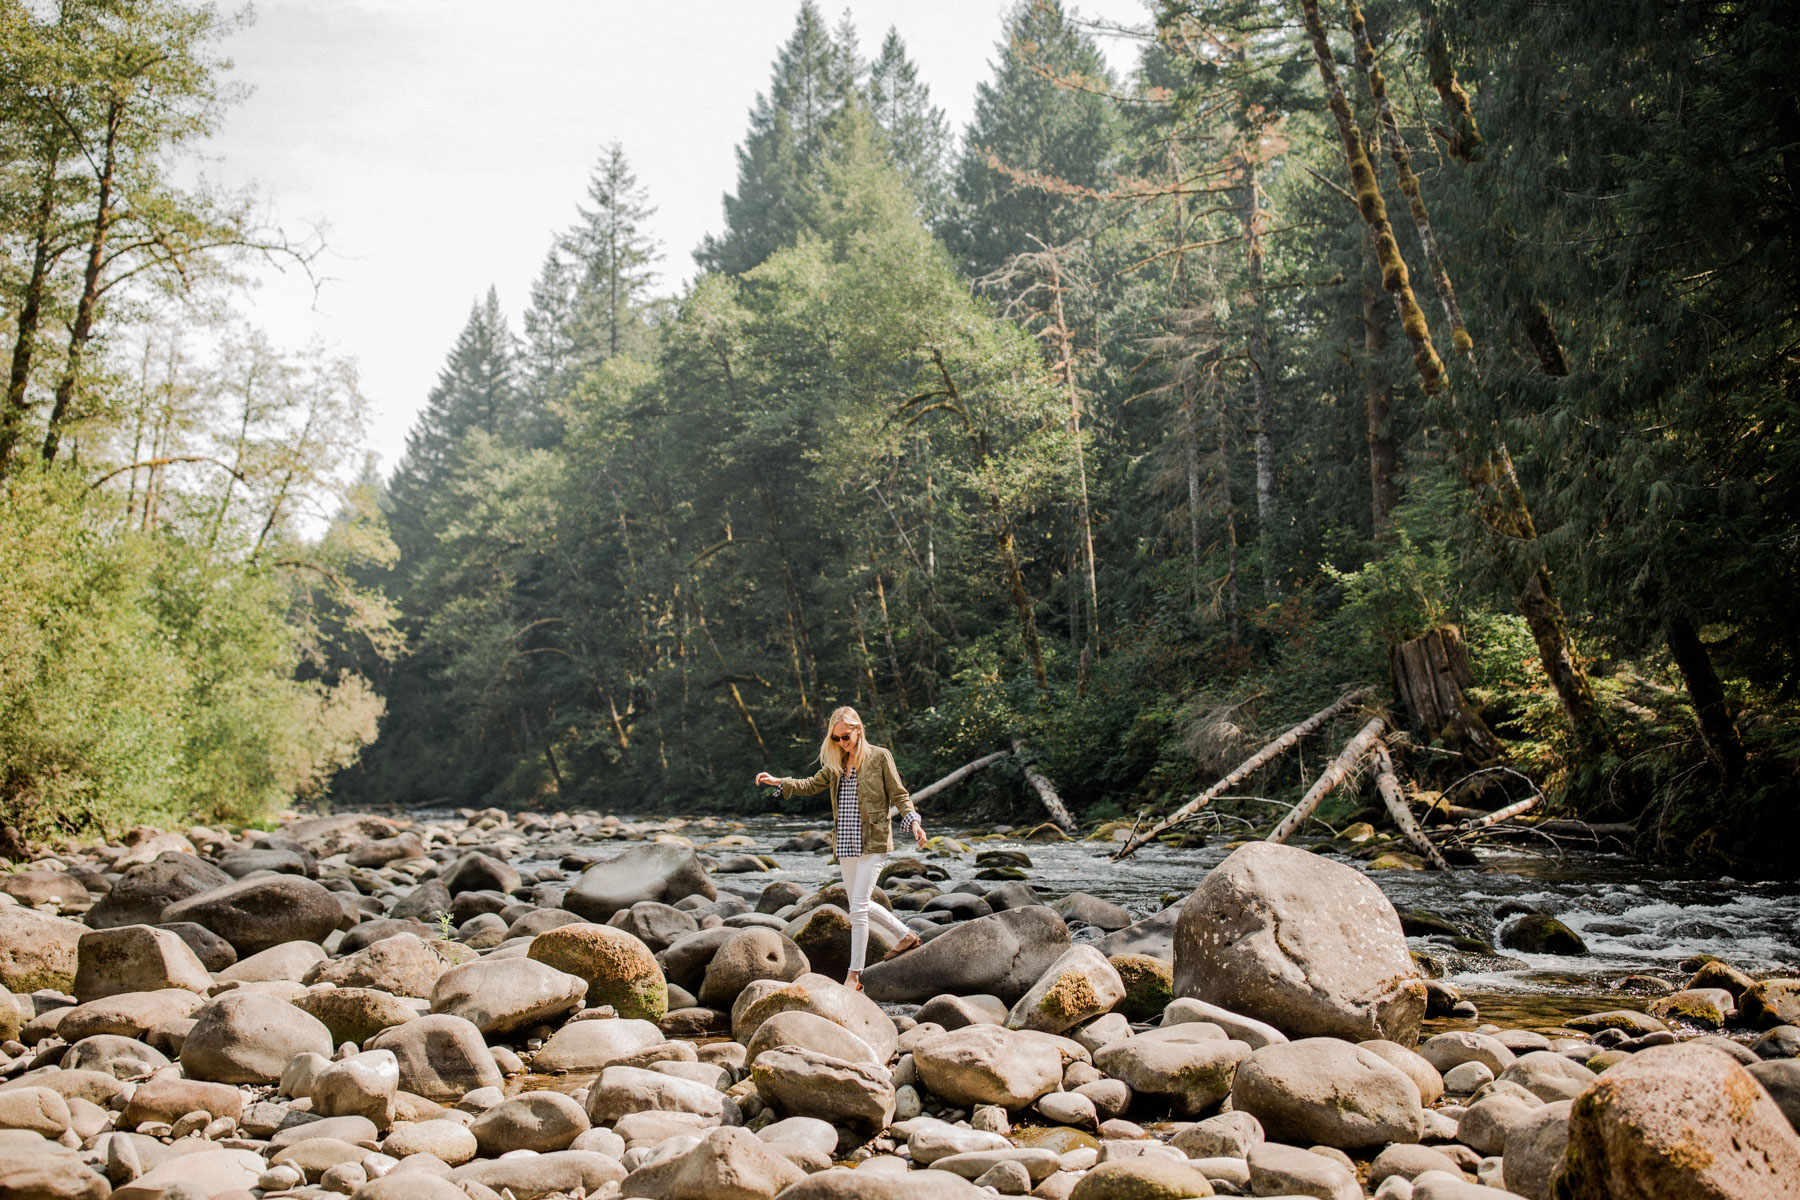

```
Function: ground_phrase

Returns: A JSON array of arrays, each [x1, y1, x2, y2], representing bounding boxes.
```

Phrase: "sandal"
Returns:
[[882, 933, 923, 962]]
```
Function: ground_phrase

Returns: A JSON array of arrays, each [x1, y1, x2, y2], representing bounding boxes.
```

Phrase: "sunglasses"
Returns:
[[830, 730, 862, 743]]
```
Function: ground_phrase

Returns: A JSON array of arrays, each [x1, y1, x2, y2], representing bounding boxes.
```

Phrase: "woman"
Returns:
[[756, 706, 927, 991]]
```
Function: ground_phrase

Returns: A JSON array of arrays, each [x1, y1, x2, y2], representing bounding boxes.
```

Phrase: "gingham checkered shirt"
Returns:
[[835, 767, 862, 859]]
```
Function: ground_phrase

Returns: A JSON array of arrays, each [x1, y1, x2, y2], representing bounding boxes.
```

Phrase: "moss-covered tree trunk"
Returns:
[[1297, 0, 1611, 760]]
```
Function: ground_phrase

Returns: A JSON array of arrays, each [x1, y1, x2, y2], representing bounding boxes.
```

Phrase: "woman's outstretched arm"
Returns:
[[754, 768, 831, 798]]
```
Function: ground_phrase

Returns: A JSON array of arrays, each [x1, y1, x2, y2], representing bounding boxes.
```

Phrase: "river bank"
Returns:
[[0, 806, 1796, 1199]]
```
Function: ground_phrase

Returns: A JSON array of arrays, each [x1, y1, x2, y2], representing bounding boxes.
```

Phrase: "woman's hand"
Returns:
[[913, 820, 928, 848], [755, 772, 776, 787]]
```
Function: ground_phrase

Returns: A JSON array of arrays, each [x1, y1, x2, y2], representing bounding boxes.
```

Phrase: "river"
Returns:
[[511, 812, 1799, 1032]]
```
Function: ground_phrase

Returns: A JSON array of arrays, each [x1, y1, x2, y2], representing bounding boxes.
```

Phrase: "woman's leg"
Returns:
[[841, 853, 885, 978]]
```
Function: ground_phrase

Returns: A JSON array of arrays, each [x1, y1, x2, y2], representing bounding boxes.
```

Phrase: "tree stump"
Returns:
[[1389, 625, 1504, 763]]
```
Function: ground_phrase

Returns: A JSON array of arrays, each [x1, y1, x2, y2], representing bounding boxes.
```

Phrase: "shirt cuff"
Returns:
[[898, 812, 921, 836]]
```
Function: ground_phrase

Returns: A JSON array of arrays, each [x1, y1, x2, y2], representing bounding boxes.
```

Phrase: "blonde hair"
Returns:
[[819, 705, 866, 771]]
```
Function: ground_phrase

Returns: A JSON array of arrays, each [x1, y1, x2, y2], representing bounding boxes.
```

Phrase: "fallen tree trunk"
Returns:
[[1266, 716, 1387, 844], [1113, 687, 1372, 861], [1011, 738, 1077, 831], [1434, 793, 1541, 836], [909, 750, 1011, 806], [1372, 740, 1452, 870]]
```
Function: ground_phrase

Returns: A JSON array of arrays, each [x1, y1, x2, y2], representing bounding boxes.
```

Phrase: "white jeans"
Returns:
[[839, 854, 912, 973]]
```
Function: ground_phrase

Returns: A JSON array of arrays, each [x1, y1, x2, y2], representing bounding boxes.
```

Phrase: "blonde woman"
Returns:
[[756, 706, 928, 991]]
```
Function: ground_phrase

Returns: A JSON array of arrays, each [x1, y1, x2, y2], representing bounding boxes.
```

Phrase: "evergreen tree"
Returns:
[[867, 27, 952, 226], [947, 0, 1120, 277], [384, 288, 520, 573], [694, 1, 862, 275], [564, 142, 661, 364], [520, 247, 579, 406]]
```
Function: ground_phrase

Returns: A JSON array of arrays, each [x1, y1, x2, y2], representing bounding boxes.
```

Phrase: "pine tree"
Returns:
[[947, 0, 1120, 277], [866, 28, 952, 227], [520, 247, 579, 405], [695, 1, 862, 275], [384, 288, 520, 573], [564, 142, 661, 364]]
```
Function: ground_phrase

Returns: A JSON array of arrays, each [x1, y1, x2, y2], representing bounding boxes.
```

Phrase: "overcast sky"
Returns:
[[200, 0, 1152, 472]]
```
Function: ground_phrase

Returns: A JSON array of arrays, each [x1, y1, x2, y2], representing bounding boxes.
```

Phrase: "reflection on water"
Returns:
[[516, 813, 1800, 1012]]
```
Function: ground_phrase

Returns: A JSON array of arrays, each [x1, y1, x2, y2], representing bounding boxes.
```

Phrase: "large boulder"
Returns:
[[370, 1014, 504, 1101], [584, 1064, 730, 1123], [441, 851, 521, 897], [161, 875, 342, 956], [0, 907, 85, 992], [1006, 945, 1126, 1033], [63, 1032, 172, 1078], [732, 973, 898, 1063], [699, 927, 809, 1009], [429, 957, 585, 1034], [1172, 842, 1426, 1043], [1502, 1099, 1572, 1200], [57, 987, 205, 1040], [745, 1009, 881, 1065], [180, 992, 334, 1084], [308, 931, 448, 999], [1092, 902, 1184, 962], [785, 904, 894, 979], [527, 923, 667, 1022], [292, 987, 419, 1045], [1094, 1035, 1252, 1117], [531, 1016, 666, 1073], [84, 852, 232, 928], [619, 1125, 805, 1200], [469, 1091, 590, 1155], [563, 843, 715, 922], [859, 906, 1071, 1005], [910, 1024, 1064, 1110], [72, 925, 211, 1001], [1230, 1037, 1426, 1149], [1553, 1042, 1800, 1200], [284, 813, 402, 858], [750, 1045, 896, 1137]]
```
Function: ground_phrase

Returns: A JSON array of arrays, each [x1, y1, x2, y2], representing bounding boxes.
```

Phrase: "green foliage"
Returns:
[[0, 470, 382, 836]]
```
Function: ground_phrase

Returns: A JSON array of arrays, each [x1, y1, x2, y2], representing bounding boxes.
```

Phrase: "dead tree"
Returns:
[[1266, 715, 1387, 844], [1114, 687, 1372, 860]]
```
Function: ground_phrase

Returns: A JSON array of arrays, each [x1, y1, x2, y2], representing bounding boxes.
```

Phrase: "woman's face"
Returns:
[[830, 723, 862, 754]]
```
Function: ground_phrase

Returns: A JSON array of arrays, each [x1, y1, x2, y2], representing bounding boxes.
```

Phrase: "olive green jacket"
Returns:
[[776, 744, 916, 855]]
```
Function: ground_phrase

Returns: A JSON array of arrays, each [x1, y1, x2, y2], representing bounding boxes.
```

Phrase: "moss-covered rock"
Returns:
[[526, 922, 666, 1022], [1499, 913, 1589, 956], [1109, 954, 1174, 1022]]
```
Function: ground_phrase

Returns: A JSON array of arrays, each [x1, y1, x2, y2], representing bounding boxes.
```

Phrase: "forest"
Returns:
[[2, 0, 1796, 871]]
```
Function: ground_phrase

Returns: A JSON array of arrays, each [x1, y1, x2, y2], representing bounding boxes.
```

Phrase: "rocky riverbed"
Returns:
[[0, 808, 1797, 1200]]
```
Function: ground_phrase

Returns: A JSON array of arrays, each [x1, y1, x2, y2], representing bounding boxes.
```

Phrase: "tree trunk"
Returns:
[[1363, 233, 1400, 534], [1242, 150, 1278, 598], [1045, 250, 1100, 680], [757, 483, 823, 724], [873, 570, 907, 713], [1214, 363, 1242, 646], [1184, 370, 1206, 615], [1666, 614, 1746, 780], [1, 147, 61, 472], [910, 749, 1012, 805], [1010, 738, 1077, 830], [1267, 715, 1387, 844], [1420, 10, 1483, 161], [44, 101, 122, 464], [1349, 0, 1472, 356], [1390, 625, 1505, 761], [1372, 740, 1452, 869], [1114, 686, 1372, 860], [1298, 0, 1609, 761]]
